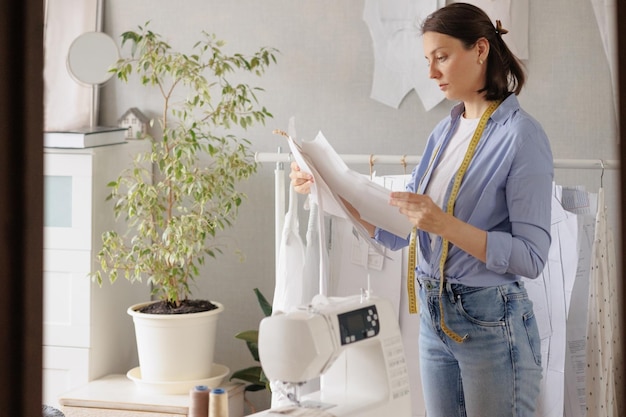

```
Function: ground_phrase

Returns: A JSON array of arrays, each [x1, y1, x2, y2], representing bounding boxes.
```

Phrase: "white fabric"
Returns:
[[302, 202, 321, 304], [585, 187, 623, 416], [272, 184, 305, 314], [524, 184, 580, 417], [271, 185, 307, 407], [426, 116, 479, 209], [426, 116, 479, 247]]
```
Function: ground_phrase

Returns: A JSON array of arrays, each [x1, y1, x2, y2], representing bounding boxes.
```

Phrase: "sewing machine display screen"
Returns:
[[337, 305, 380, 345]]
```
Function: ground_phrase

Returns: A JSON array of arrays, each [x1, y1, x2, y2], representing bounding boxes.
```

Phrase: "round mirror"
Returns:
[[67, 31, 119, 85]]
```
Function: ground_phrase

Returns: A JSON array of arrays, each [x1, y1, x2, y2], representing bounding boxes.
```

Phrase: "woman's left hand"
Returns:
[[389, 191, 448, 235], [390, 191, 488, 263]]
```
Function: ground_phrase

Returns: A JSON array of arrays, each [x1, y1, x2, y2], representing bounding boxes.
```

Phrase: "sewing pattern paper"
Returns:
[[363, 0, 529, 110], [363, 0, 445, 110]]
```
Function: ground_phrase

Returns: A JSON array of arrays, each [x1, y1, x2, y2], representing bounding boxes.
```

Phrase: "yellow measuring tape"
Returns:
[[407, 100, 501, 343]]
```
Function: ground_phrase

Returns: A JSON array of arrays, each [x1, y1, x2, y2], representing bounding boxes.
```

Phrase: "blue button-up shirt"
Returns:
[[375, 94, 553, 286]]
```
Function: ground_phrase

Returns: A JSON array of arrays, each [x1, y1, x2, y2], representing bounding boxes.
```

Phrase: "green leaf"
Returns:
[[246, 341, 259, 362], [234, 330, 258, 343], [254, 288, 272, 317], [230, 366, 264, 386]]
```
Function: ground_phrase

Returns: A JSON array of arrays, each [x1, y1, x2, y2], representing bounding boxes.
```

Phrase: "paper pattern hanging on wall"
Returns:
[[363, 0, 529, 111], [363, 0, 445, 111]]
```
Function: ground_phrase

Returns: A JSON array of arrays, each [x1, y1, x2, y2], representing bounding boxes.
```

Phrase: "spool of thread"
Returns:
[[209, 388, 228, 417], [189, 385, 210, 417]]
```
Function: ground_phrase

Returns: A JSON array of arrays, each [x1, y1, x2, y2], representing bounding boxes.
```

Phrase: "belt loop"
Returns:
[[445, 281, 455, 304]]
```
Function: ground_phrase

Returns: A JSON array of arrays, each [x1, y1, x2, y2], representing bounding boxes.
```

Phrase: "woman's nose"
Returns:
[[428, 62, 439, 79]]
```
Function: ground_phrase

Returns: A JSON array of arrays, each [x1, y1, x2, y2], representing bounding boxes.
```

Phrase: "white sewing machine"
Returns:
[[249, 294, 411, 416]]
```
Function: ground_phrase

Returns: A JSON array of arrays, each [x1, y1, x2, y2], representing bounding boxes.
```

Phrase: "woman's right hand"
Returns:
[[289, 161, 376, 237], [289, 161, 314, 194]]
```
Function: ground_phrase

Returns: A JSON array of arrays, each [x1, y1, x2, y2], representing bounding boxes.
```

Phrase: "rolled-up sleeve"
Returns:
[[486, 131, 553, 279]]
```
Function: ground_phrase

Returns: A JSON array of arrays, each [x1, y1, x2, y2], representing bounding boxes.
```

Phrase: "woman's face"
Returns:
[[423, 31, 486, 103]]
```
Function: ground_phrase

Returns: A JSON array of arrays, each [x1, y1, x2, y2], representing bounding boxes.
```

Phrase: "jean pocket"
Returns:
[[456, 288, 505, 326], [523, 311, 542, 367]]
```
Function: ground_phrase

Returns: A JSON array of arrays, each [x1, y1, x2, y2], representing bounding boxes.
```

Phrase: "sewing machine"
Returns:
[[249, 294, 411, 416]]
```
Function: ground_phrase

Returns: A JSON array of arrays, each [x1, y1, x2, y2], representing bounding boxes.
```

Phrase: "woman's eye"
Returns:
[[436, 56, 446, 62]]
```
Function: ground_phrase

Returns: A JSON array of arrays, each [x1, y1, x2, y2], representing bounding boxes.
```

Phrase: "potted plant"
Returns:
[[92, 22, 277, 387]]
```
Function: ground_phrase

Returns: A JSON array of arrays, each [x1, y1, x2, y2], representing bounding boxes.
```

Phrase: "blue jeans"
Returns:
[[418, 279, 542, 417]]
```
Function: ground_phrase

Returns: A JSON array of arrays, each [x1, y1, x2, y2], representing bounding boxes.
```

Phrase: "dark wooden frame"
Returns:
[[0, 1, 624, 414], [0, 1, 44, 415]]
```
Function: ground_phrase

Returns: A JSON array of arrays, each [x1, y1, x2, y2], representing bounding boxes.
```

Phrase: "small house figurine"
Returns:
[[118, 107, 150, 139]]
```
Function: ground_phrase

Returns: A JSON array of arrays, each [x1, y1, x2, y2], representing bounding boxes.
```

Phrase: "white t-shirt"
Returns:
[[426, 116, 480, 246], [427, 116, 480, 208]]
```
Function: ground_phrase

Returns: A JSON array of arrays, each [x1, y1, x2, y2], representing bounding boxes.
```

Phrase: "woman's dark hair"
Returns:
[[421, 3, 525, 100]]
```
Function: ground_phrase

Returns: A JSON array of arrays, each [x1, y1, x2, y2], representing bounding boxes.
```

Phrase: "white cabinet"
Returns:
[[43, 141, 151, 408]]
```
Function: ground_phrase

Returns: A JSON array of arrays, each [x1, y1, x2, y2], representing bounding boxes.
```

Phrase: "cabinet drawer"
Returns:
[[44, 153, 93, 250], [43, 250, 91, 347], [43, 345, 90, 409]]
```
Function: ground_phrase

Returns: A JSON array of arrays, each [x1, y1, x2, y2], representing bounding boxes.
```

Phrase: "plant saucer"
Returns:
[[127, 363, 229, 395]]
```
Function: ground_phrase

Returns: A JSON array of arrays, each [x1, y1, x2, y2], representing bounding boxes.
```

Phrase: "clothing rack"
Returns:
[[255, 152, 620, 170], [255, 150, 619, 266]]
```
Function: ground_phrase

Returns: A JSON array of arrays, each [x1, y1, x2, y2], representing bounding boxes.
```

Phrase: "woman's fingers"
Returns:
[[389, 192, 444, 233], [289, 161, 313, 194]]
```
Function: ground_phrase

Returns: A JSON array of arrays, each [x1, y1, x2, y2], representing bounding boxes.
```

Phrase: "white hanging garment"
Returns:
[[301, 201, 320, 304], [523, 184, 580, 417], [272, 183, 305, 314], [585, 187, 622, 416], [270, 184, 307, 407]]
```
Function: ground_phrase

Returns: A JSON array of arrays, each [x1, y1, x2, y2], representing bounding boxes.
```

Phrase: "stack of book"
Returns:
[[44, 126, 128, 148]]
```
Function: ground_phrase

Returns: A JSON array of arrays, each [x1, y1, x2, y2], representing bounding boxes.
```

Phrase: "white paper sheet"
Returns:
[[286, 132, 414, 242]]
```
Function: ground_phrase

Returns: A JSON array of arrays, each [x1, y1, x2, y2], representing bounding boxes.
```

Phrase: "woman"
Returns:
[[291, 3, 552, 417]]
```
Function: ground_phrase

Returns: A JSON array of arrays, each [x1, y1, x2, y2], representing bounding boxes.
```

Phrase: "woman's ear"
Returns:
[[476, 37, 490, 63]]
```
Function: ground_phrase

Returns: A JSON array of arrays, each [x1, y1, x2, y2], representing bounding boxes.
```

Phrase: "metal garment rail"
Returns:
[[255, 152, 620, 170], [254, 151, 619, 268]]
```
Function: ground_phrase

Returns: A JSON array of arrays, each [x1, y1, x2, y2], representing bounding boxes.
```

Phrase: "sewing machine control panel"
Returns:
[[337, 305, 380, 345]]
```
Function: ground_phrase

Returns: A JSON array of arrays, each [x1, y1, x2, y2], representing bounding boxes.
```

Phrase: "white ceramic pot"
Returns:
[[127, 300, 224, 382]]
